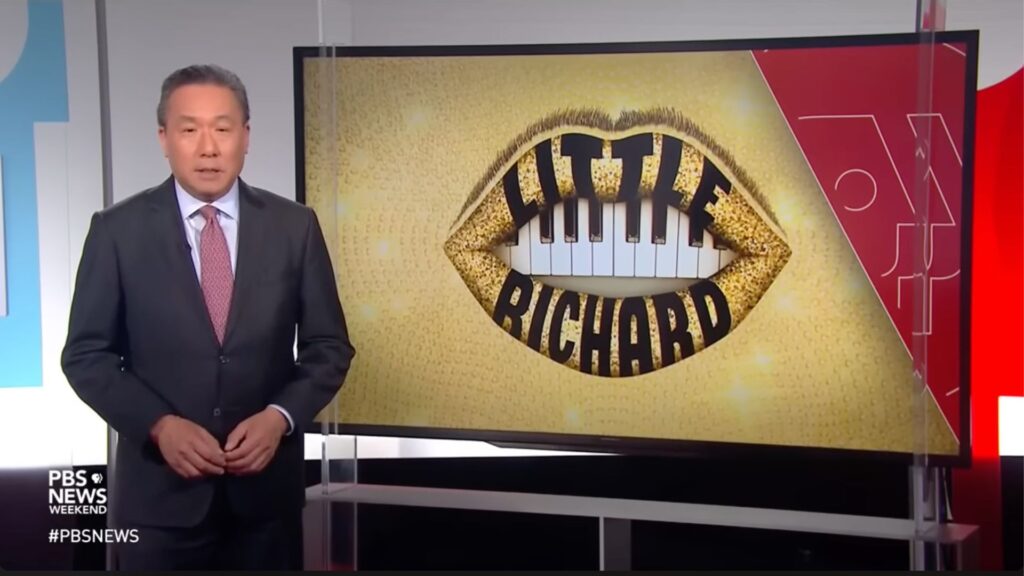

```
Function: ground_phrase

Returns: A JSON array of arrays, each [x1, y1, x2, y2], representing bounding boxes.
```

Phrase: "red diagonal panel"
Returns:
[[753, 43, 969, 439]]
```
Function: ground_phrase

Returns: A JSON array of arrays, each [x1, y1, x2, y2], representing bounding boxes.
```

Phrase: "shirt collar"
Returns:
[[175, 178, 240, 222]]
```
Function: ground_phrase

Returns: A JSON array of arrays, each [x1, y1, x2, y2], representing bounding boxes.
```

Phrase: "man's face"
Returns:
[[158, 83, 249, 201]]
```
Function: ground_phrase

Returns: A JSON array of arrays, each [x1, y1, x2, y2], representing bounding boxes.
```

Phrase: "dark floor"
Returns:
[[1, 453, 1019, 570]]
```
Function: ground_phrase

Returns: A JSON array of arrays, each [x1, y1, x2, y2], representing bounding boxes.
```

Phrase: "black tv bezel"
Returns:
[[292, 30, 977, 468]]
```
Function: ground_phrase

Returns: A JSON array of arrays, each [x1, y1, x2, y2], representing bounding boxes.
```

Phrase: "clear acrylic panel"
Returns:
[[303, 0, 978, 570], [303, 0, 358, 570], [911, 0, 946, 569]]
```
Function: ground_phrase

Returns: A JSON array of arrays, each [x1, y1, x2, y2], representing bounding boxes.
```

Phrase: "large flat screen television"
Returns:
[[294, 31, 976, 464]]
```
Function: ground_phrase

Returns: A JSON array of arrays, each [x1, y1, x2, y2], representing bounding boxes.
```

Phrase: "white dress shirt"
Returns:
[[175, 179, 295, 435]]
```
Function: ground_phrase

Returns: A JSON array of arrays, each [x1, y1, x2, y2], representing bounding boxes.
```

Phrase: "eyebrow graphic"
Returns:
[[452, 108, 781, 232]]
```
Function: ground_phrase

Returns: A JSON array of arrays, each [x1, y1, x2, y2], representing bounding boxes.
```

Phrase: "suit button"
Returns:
[[219, 355, 229, 365], [213, 408, 222, 417]]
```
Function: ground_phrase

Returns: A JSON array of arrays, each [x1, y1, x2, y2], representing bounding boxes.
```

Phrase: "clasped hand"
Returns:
[[150, 408, 289, 479]]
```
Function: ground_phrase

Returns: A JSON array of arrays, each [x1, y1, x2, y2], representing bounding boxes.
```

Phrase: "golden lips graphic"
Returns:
[[445, 109, 791, 377]]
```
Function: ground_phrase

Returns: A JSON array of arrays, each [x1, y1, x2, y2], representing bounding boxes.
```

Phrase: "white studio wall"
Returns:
[[344, 0, 916, 45], [104, 0, 328, 204]]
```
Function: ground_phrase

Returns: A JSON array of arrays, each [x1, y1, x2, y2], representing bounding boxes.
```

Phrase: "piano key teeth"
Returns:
[[496, 199, 738, 280], [495, 244, 512, 267]]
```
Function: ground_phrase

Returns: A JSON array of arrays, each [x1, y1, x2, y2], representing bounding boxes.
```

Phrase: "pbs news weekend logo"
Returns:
[[46, 470, 140, 545], [48, 470, 107, 515]]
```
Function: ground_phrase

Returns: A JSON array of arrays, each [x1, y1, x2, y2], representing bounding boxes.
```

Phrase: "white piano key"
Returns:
[[655, 204, 679, 278], [510, 222, 531, 274], [529, 217, 551, 275], [676, 212, 699, 278], [571, 200, 593, 277], [635, 199, 656, 278], [495, 244, 512, 267], [592, 200, 614, 277], [613, 202, 634, 277], [697, 228, 719, 278], [719, 247, 737, 270], [550, 203, 573, 276]]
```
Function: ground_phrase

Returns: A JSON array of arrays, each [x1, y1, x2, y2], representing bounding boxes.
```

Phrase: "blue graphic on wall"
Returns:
[[0, 0, 68, 388]]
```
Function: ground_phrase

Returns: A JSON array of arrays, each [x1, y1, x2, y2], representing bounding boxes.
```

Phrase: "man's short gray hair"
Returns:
[[157, 64, 250, 128]]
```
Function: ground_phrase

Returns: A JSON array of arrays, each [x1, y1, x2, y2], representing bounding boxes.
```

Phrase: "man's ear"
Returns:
[[158, 126, 168, 158], [244, 122, 250, 155]]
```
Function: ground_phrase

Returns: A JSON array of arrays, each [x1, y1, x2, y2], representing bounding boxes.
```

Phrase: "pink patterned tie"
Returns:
[[199, 205, 233, 345]]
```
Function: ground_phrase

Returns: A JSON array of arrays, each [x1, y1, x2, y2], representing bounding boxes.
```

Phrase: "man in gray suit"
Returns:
[[62, 64, 355, 570]]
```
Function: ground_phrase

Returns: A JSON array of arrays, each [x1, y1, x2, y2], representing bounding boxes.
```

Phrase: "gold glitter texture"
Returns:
[[301, 50, 958, 457]]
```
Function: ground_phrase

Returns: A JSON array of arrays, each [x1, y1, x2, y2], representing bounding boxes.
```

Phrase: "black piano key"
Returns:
[[611, 135, 651, 245], [588, 199, 603, 242], [651, 211, 667, 244], [652, 136, 683, 244], [560, 134, 605, 243], [651, 202, 667, 245], [539, 208, 554, 243], [535, 139, 560, 245], [625, 199, 640, 243], [564, 198, 578, 242], [690, 227, 704, 248], [504, 232, 518, 246]]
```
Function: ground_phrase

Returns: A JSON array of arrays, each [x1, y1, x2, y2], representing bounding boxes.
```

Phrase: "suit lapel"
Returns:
[[223, 179, 267, 345], [147, 177, 222, 349]]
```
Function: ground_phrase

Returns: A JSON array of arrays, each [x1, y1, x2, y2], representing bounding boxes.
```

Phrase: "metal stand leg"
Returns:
[[352, 502, 359, 571], [599, 518, 631, 571], [105, 428, 118, 571], [955, 526, 980, 570], [303, 500, 329, 570], [911, 465, 946, 570]]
